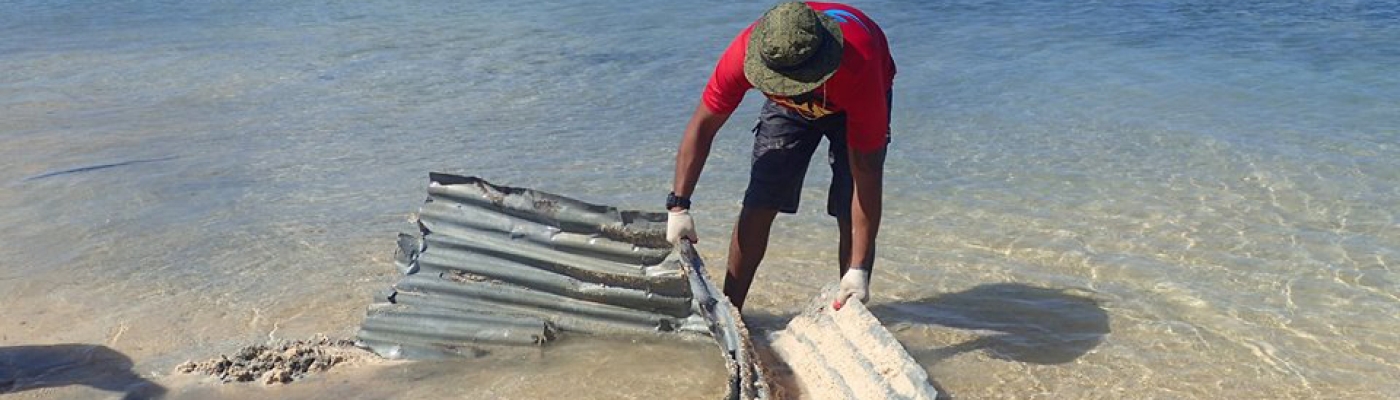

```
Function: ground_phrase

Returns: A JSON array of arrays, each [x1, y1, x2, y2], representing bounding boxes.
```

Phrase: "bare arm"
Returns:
[[672, 103, 732, 200], [847, 145, 886, 269]]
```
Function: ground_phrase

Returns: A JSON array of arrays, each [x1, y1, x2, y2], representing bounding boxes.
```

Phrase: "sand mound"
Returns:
[[175, 338, 376, 384]]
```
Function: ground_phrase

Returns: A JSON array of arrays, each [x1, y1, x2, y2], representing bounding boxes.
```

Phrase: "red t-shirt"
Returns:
[[702, 2, 896, 152]]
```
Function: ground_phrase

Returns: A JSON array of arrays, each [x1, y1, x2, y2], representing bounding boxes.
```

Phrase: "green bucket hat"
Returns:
[[744, 1, 844, 96]]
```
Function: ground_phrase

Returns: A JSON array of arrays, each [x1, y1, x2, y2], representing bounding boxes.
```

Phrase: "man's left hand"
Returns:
[[832, 268, 871, 311]]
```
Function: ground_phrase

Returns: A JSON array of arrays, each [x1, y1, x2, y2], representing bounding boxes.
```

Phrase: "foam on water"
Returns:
[[1, 0, 1397, 398]]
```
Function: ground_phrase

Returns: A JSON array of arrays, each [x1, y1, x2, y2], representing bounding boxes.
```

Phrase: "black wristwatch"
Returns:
[[666, 192, 691, 210]]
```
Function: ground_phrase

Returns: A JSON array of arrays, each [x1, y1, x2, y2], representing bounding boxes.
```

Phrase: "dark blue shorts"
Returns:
[[743, 97, 890, 218]]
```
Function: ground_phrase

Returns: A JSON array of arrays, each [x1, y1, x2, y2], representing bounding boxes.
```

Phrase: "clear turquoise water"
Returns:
[[2, 0, 1396, 398]]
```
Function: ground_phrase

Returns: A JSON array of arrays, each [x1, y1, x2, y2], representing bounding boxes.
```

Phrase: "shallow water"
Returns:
[[2, 0, 1397, 398]]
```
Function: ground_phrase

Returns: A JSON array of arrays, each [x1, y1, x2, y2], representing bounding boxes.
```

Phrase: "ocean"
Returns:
[[1, 0, 1396, 398]]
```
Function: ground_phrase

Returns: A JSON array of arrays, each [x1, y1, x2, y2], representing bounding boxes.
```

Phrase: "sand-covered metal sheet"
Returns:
[[768, 286, 939, 400], [355, 173, 768, 399]]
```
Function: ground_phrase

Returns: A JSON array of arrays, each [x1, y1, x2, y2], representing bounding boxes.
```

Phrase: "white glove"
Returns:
[[832, 268, 871, 311], [666, 209, 698, 245]]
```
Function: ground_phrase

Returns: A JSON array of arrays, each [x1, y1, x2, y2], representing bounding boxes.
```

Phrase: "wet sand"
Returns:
[[0, 216, 729, 400], [152, 336, 728, 400]]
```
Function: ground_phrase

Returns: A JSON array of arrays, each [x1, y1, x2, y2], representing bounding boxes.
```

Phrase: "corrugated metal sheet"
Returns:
[[355, 173, 769, 399], [354, 173, 935, 399], [768, 287, 939, 400], [677, 239, 768, 400]]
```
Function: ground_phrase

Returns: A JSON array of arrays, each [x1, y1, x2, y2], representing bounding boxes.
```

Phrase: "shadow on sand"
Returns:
[[859, 283, 1110, 399], [869, 283, 1111, 365], [0, 344, 166, 400]]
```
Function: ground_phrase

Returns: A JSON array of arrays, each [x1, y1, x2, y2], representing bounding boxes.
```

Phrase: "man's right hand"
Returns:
[[667, 209, 698, 245]]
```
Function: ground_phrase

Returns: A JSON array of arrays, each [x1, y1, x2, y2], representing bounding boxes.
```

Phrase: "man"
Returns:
[[666, 1, 895, 312]]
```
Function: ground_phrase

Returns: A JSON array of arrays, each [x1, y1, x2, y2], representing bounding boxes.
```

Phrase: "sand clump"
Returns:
[[175, 338, 376, 384]]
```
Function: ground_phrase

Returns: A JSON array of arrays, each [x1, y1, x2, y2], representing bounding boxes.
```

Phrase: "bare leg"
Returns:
[[837, 215, 852, 277], [724, 206, 780, 311]]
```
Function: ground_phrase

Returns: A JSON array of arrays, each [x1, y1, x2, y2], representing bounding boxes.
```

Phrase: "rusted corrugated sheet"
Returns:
[[355, 173, 769, 399], [677, 240, 768, 400]]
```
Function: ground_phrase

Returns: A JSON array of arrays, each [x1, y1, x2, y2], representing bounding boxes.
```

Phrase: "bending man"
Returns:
[[666, 1, 895, 311]]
